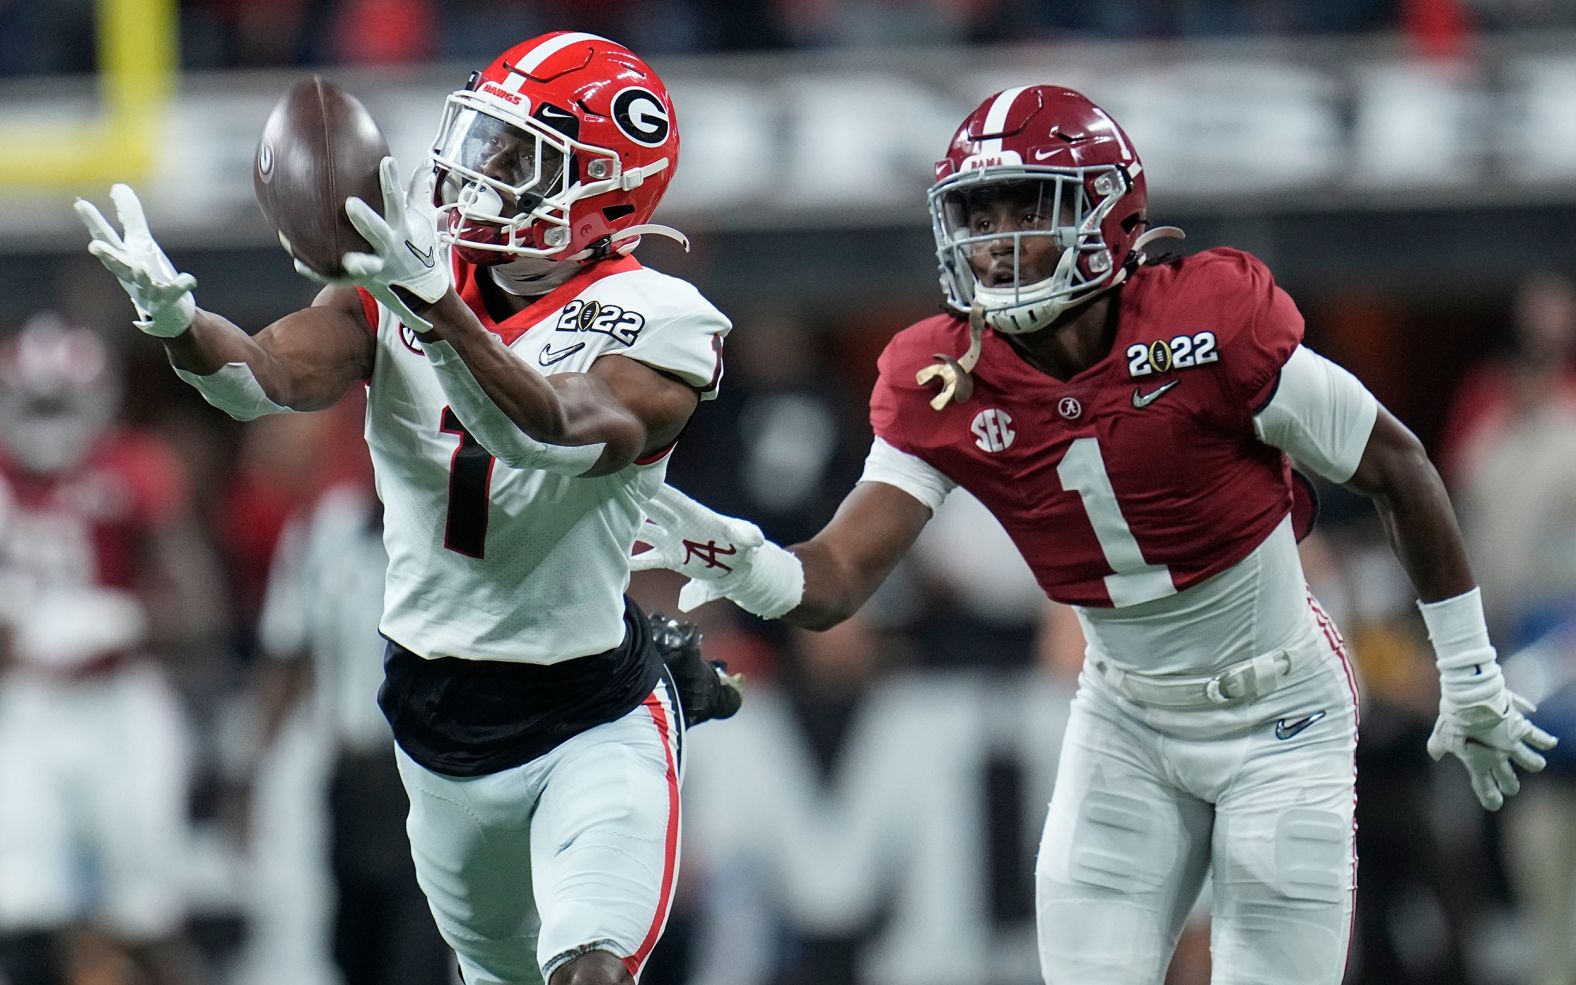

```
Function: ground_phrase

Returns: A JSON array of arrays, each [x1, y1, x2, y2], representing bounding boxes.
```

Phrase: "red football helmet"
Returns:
[[0, 315, 118, 474], [930, 85, 1150, 334], [430, 31, 682, 266]]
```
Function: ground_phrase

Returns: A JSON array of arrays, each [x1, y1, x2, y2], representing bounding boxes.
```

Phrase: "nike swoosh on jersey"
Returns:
[[1274, 710, 1327, 741], [538, 342, 587, 367], [1131, 379, 1180, 408]]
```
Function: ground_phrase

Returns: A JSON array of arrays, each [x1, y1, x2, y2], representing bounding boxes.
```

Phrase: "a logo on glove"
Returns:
[[682, 539, 737, 572]]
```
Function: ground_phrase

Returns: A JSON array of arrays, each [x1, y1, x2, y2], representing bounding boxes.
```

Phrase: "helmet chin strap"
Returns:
[[488, 255, 580, 296]]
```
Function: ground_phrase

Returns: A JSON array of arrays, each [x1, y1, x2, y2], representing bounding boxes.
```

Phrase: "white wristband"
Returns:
[[426, 340, 606, 476], [1419, 588, 1494, 666], [1420, 588, 1504, 707], [731, 541, 806, 619], [174, 362, 291, 420]]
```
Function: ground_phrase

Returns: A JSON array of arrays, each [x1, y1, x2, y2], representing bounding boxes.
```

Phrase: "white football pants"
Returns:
[[397, 679, 683, 985], [0, 663, 191, 939], [1036, 602, 1359, 985]]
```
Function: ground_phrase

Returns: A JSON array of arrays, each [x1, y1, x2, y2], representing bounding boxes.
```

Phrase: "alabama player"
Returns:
[[77, 33, 737, 985], [0, 316, 220, 985], [631, 86, 1557, 984]]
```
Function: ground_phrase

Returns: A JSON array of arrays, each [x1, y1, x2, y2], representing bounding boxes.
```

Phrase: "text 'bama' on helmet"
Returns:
[[430, 31, 683, 266], [0, 315, 119, 474], [928, 85, 1151, 335]]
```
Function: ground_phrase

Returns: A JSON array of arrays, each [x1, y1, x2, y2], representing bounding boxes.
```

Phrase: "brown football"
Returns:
[[253, 76, 390, 278]]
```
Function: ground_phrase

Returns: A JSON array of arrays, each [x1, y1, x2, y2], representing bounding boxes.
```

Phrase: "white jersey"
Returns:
[[365, 254, 729, 664]]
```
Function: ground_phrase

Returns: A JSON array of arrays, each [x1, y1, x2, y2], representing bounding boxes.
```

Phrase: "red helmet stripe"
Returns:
[[516, 31, 608, 75]]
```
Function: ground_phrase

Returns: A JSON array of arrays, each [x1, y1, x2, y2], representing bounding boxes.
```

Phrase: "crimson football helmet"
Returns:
[[930, 85, 1156, 334], [429, 31, 683, 265], [0, 315, 119, 474]]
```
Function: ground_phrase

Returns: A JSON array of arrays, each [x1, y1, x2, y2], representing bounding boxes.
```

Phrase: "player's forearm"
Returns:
[[421, 291, 575, 441], [1345, 415, 1475, 602], [780, 540, 872, 630], [162, 309, 272, 376]]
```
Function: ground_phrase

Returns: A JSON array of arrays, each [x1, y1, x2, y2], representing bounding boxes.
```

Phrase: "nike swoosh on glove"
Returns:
[[294, 156, 449, 331], [1428, 690, 1558, 811]]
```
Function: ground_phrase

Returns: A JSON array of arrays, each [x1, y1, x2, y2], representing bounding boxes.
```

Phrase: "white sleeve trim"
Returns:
[[859, 436, 955, 513], [1252, 345, 1379, 483]]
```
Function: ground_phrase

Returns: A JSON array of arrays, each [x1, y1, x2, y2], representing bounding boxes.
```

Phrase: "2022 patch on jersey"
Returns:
[[363, 254, 729, 664], [872, 248, 1302, 608]]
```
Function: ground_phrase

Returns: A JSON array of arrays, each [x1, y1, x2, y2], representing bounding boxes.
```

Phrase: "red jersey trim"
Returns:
[[456, 255, 643, 347], [623, 692, 681, 978], [354, 288, 380, 336]]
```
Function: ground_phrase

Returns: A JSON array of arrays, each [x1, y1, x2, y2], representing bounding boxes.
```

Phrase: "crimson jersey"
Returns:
[[871, 248, 1302, 608], [0, 432, 186, 590]]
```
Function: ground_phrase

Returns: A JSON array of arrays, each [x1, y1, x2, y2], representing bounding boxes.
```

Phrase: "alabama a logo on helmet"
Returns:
[[611, 86, 670, 147]]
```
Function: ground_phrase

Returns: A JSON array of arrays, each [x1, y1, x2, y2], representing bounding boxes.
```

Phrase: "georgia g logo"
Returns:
[[611, 86, 671, 147]]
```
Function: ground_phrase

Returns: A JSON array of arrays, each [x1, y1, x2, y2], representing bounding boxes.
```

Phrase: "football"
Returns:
[[253, 76, 389, 278]]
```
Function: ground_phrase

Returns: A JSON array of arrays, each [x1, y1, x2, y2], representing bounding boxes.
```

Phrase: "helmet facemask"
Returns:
[[930, 164, 1131, 335], [431, 90, 622, 262]]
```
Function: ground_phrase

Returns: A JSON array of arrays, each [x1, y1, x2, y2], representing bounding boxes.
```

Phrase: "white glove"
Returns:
[[296, 155, 449, 332], [630, 485, 805, 619], [1428, 690, 1556, 811], [1422, 589, 1559, 811], [74, 184, 197, 338]]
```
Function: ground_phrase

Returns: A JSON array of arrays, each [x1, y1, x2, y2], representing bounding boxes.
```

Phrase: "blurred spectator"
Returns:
[[238, 469, 454, 985], [0, 315, 226, 985], [217, 395, 370, 660], [669, 311, 867, 547], [327, 0, 437, 64], [1444, 271, 1576, 985], [1443, 271, 1576, 647]]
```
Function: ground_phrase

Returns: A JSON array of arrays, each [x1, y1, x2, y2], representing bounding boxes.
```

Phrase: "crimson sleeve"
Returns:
[[869, 338, 919, 457], [1217, 250, 1305, 411]]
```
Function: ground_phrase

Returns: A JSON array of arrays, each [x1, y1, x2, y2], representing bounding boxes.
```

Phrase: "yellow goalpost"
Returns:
[[0, 0, 177, 186]]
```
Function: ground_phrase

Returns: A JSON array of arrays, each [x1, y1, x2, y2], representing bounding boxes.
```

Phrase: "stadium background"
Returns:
[[3, 1, 1576, 983]]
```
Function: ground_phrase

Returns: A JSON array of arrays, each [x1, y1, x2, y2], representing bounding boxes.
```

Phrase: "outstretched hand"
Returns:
[[292, 156, 449, 331], [75, 184, 197, 338]]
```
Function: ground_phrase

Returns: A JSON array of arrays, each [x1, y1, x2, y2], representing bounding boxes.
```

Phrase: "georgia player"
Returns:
[[0, 316, 220, 985], [77, 33, 737, 985], [631, 86, 1557, 983]]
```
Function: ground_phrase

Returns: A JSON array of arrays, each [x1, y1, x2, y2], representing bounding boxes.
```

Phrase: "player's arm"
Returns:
[[1254, 345, 1556, 810], [414, 290, 697, 476], [161, 287, 375, 414], [1341, 407, 1473, 601], [780, 482, 933, 629], [76, 184, 374, 417], [632, 439, 940, 627]]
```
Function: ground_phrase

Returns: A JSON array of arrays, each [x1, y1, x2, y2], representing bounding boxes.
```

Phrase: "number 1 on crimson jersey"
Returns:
[[440, 407, 495, 558], [1056, 436, 1175, 607]]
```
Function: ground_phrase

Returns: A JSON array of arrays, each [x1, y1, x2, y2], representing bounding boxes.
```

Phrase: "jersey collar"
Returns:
[[455, 255, 643, 346]]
